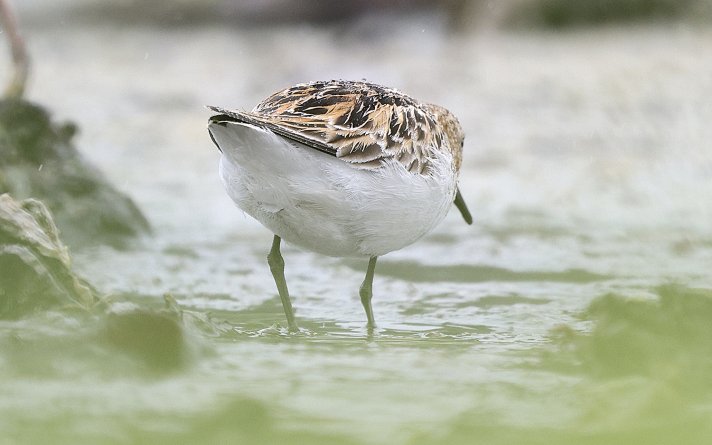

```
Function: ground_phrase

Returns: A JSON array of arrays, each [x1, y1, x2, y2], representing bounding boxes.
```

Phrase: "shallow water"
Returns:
[[2, 9, 712, 444]]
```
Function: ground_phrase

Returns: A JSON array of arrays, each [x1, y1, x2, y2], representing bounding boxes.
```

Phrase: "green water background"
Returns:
[[2, 2, 712, 444]]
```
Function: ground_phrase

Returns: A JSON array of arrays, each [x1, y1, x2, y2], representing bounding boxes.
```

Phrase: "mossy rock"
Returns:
[[0, 194, 98, 317], [0, 99, 150, 248]]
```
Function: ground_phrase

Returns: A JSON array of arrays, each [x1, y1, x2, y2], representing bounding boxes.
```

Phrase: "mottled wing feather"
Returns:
[[210, 80, 444, 174], [208, 107, 337, 158]]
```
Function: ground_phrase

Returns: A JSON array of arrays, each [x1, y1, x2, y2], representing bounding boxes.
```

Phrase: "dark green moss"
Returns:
[[0, 100, 150, 248], [510, 0, 697, 28]]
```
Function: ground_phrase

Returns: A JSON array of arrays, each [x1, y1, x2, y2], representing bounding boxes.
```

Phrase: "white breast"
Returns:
[[209, 121, 456, 258]]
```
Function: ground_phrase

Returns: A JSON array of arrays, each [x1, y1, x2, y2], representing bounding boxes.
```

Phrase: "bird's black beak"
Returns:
[[454, 186, 472, 225]]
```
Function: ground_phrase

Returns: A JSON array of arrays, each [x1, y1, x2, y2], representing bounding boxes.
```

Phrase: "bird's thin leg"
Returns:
[[359, 256, 378, 327], [267, 235, 298, 332]]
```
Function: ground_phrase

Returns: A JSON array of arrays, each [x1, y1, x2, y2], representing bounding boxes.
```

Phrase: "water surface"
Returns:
[[1, 13, 712, 444]]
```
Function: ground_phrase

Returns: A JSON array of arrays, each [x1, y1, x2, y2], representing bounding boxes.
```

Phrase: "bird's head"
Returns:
[[424, 104, 464, 173]]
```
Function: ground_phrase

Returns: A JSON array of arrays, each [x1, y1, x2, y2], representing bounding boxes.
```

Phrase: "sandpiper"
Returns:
[[208, 80, 471, 331]]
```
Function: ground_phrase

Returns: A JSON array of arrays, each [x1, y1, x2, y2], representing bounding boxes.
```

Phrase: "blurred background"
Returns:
[[2, 1, 712, 444], [8, 0, 712, 238]]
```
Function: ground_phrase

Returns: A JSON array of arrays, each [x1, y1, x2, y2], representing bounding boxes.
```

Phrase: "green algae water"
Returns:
[[2, 8, 712, 445]]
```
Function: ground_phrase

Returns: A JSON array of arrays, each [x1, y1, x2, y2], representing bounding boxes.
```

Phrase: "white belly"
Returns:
[[210, 121, 456, 258]]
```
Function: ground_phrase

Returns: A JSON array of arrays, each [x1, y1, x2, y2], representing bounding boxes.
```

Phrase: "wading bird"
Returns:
[[208, 80, 471, 331]]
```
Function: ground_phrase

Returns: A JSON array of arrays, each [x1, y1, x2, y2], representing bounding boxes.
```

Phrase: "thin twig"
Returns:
[[0, 0, 29, 99]]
